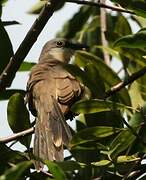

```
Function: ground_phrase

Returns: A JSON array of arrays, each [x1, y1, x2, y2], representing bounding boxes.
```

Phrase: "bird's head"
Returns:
[[39, 38, 88, 63]]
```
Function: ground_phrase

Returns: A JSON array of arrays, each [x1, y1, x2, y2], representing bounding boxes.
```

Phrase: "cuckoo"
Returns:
[[27, 38, 87, 170]]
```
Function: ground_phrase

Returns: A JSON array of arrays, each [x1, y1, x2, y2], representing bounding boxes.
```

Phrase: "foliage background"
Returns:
[[1, 0, 146, 179]]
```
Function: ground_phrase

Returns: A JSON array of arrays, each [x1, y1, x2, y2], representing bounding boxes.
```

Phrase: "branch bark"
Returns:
[[0, 0, 65, 91], [67, 0, 134, 14], [100, 0, 110, 65], [0, 127, 34, 143], [104, 67, 146, 98]]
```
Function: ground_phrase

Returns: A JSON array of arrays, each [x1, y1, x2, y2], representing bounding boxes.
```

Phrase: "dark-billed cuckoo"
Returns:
[[27, 38, 86, 170]]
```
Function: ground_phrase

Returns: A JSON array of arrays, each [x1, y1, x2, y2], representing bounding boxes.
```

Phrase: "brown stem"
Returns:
[[67, 0, 134, 14], [104, 67, 146, 98], [0, 127, 34, 143], [100, 0, 110, 65], [0, 0, 64, 91]]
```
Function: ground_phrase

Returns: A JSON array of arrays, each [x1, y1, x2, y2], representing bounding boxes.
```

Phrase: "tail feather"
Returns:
[[51, 96, 72, 146], [33, 96, 72, 171], [33, 120, 44, 170]]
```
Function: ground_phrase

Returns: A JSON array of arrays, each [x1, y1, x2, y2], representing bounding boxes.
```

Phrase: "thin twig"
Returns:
[[0, 0, 65, 91], [0, 127, 34, 143], [100, 0, 110, 65], [104, 67, 146, 98], [2, 21, 20, 26], [67, 0, 135, 14]]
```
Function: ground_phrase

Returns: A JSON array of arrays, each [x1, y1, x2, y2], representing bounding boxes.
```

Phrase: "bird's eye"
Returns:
[[56, 41, 64, 47]]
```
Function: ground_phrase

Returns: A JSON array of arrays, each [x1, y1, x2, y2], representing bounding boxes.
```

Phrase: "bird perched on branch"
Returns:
[[26, 38, 87, 170]]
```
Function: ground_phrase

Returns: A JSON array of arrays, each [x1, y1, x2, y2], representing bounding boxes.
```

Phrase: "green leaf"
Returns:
[[111, 0, 146, 18], [117, 155, 140, 164], [0, 143, 28, 174], [84, 63, 105, 98], [57, 6, 92, 38], [0, 89, 25, 100], [95, 46, 121, 60], [65, 64, 98, 97], [0, 0, 8, 4], [129, 111, 143, 127], [76, 15, 100, 42], [91, 155, 139, 168], [27, 1, 46, 14], [7, 93, 31, 148], [0, 161, 32, 180], [120, 48, 146, 67], [84, 15, 100, 32], [92, 160, 111, 167], [0, 0, 7, 17], [0, 19, 13, 74], [75, 51, 131, 106], [104, 13, 132, 47], [114, 28, 146, 48], [70, 126, 121, 148], [91, 154, 139, 171], [129, 1, 146, 18], [19, 62, 36, 71], [114, 13, 132, 36], [71, 99, 133, 114], [0, 4, 2, 17], [131, 15, 146, 28], [129, 81, 144, 109], [109, 129, 136, 159], [0, 144, 15, 173], [45, 161, 67, 180], [28, 0, 65, 14]]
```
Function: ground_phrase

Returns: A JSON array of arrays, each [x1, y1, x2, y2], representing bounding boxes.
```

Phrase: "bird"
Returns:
[[26, 38, 87, 170]]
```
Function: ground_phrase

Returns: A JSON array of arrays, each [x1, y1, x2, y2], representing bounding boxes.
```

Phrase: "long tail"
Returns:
[[33, 96, 72, 171]]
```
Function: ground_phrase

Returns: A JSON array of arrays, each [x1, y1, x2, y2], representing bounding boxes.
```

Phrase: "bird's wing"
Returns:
[[52, 64, 83, 106]]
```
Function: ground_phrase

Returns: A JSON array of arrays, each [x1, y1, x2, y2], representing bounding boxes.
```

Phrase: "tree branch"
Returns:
[[0, 127, 34, 143], [67, 0, 134, 14], [104, 67, 146, 98], [100, 0, 110, 66], [0, 0, 65, 91]]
